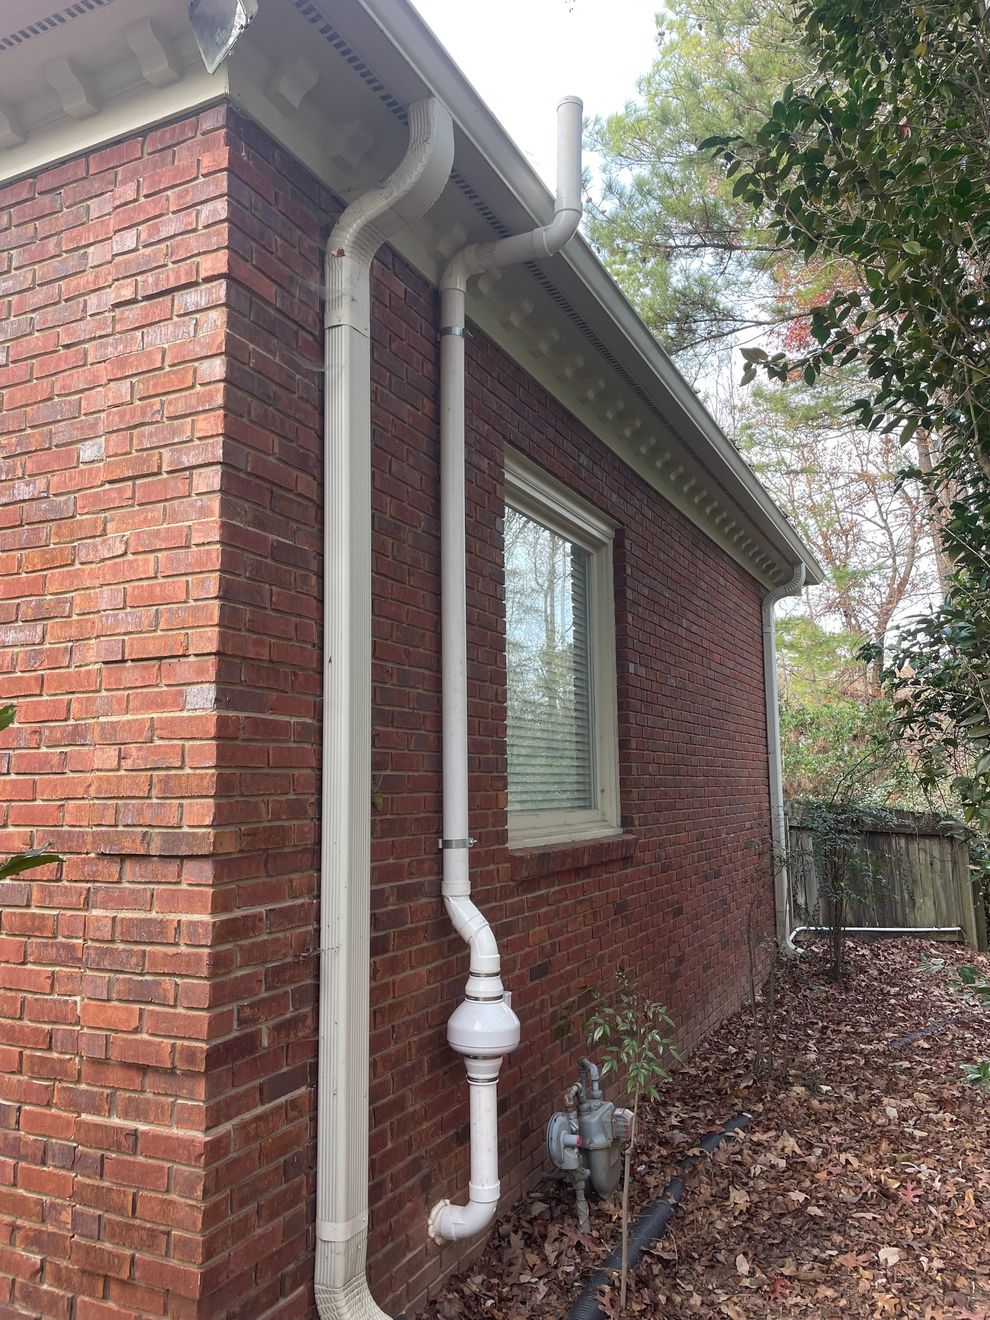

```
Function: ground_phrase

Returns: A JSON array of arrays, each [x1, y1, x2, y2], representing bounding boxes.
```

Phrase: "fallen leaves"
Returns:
[[726, 1187, 751, 1212], [431, 940, 990, 1319], [837, 1251, 872, 1269]]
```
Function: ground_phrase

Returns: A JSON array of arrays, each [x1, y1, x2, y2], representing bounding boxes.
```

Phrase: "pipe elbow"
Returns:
[[443, 895, 500, 974], [469, 920, 499, 969], [439, 94, 582, 292], [535, 205, 583, 259], [440, 250, 474, 293], [428, 1191, 499, 1244], [764, 562, 807, 614], [325, 96, 454, 335]]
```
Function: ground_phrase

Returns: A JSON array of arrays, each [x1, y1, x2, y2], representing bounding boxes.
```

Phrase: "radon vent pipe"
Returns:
[[317, 98, 454, 1320], [427, 95, 584, 1245], [564, 1113, 750, 1320]]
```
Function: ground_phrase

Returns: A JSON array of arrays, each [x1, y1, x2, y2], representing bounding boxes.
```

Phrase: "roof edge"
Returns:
[[351, 0, 823, 586]]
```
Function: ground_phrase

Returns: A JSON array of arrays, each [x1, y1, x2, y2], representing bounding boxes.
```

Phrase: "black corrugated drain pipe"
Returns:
[[563, 1112, 751, 1320]]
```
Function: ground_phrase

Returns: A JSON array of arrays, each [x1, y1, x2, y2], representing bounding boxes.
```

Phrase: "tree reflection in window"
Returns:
[[505, 505, 594, 812]]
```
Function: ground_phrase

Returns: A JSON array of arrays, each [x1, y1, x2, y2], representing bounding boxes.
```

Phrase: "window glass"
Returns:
[[503, 450, 619, 849], [505, 505, 595, 813]]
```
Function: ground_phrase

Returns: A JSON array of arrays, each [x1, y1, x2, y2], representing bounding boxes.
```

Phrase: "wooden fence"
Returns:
[[787, 808, 988, 951]]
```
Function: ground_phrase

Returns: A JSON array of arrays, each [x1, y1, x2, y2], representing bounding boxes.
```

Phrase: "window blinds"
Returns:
[[505, 505, 594, 812]]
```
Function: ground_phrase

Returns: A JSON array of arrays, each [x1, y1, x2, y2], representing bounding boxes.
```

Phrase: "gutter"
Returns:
[[316, 96, 454, 1320], [762, 563, 805, 951]]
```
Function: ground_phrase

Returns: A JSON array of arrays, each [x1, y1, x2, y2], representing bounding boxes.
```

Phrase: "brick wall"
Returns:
[[0, 107, 772, 1319], [366, 251, 773, 1314], [0, 108, 322, 1320]]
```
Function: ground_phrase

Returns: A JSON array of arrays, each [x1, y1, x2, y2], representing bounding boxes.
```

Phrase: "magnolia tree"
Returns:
[[700, 0, 990, 829]]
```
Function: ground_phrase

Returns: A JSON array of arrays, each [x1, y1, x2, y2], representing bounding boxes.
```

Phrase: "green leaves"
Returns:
[[702, 0, 990, 836], [585, 0, 811, 373], [877, 550, 990, 831], [953, 968, 990, 1086], [0, 704, 60, 881], [0, 849, 59, 881], [700, 0, 990, 476], [575, 967, 677, 1107], [956, 965, 990, 1006], [957, 1059, 990, 1091]]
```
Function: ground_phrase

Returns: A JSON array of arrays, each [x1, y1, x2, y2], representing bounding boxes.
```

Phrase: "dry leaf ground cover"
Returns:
[[431, 939, 990, 1320]]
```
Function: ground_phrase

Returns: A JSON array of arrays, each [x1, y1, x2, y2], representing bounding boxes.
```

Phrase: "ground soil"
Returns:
[[430, 938, 990, 1319]]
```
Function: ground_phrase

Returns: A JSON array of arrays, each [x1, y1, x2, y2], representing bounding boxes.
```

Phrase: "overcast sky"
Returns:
[[409, 0, 661, 189]]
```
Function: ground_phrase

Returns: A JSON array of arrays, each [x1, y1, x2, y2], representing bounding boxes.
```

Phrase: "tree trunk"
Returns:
[[620, 1097, 638, 1309], [829, 895, 845, 982], [746, 900, 765, 1078], [916, 430, 956, 599]]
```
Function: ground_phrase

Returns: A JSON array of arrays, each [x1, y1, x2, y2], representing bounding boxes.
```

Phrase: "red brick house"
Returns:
[[0, 1, 821, 1317]]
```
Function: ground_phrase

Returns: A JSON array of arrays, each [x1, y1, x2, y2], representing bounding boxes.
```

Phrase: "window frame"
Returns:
[[503, 449, 621, 849]]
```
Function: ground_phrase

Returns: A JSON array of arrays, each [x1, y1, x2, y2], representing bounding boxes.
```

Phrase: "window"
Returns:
[[504, 451, 620, 848]]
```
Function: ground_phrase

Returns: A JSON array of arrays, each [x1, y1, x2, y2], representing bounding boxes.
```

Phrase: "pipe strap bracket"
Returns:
[[440, 325, 468, 338], [440, 837, 476, 850], [316, 1212, 368, 1244]]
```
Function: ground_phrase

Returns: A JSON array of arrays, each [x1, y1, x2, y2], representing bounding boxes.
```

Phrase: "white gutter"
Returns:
[[762, 563, 806, 953], [317, 97, 453, 1320], [427, 95, 583, 1245]]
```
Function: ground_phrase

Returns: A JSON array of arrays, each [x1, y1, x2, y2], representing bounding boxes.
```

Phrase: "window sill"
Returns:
[[509, 832, 638, 882]]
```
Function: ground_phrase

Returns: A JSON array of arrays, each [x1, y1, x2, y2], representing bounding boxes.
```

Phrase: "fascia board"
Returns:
[[546, 245, 825, 581]]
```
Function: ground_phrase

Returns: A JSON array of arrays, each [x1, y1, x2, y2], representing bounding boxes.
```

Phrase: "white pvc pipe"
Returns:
[[791, 925, 963, 937], [428, 96, 583, 1245], [430, 1056, 503, 1241], [442, 96, 583, 291], [316, 98, 453, 1320], [762, 563, 805, 953]]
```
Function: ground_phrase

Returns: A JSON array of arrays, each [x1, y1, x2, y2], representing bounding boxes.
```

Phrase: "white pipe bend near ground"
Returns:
[[427, 95, 584, 1247], [316, 98, 454, 1320]]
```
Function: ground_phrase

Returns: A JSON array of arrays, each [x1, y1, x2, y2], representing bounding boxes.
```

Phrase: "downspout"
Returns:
[[762, 562, 806, 954], [427, 96, 584, 1245], [317, 98, 453, 1320]]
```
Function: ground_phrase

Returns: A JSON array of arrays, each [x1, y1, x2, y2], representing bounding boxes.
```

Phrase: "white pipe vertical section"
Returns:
[[317, 98, 453, 1320], [762, 562, 806, 953], [428, 97, 583, 1245]]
